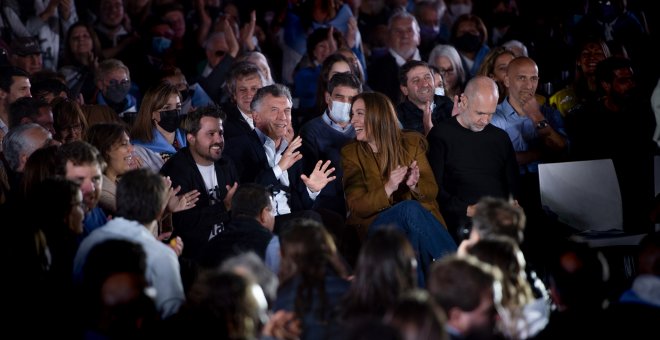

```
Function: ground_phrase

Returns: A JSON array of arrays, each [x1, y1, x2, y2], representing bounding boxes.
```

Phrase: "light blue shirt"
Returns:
[[322, 110, 354, 134], [255, 128, 320, 216], [492, 97, 567, 173], [73, 217, 185, 318], [265, 236, 280, 274]]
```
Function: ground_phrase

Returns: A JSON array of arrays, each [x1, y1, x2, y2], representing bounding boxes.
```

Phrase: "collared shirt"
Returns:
[[255, 128, 319, 216], [239, 107, 255, 129], [94, 23, 128, 47], [322, 110, 353, 133], [0, 117, 8, 134], [389, 48, 421, 67], [491, 98, 538, 153], [492, 97, 567, 173]]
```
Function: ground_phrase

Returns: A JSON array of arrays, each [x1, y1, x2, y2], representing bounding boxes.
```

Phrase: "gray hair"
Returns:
[[428, 44, 467, 87], [387, 9, 420, 36], [220, 251, 279, 306], [2, 123, 51, 171], [501, 40, 529, 57], [226, 61, 266, 98], [95, 58, 130, 84], [249, 84, 292, 113]]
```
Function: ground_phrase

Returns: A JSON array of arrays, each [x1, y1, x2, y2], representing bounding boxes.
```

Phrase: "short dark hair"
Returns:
[[0, 66, 29, 92], [55, 141, 105, 176], [327, 72, 362, 94], [181, 105, 226, 136], [31, 77, 69, 100], [116, 169, 167, 224], [398, 60, 430, 87], [86, 123, 129, 165], [250, 84, 292, 112], [231, 183, 272, 219], [9, 97, 50, 128], [428, 255, 500, 313], [227, 61, 265, 97]]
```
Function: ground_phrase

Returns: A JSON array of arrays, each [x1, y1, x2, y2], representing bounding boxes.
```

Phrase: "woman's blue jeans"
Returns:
[[369, 200, 457, 287]]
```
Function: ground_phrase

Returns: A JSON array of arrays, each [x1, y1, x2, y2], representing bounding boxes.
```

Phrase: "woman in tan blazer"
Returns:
[[341, 92, 456, 285]]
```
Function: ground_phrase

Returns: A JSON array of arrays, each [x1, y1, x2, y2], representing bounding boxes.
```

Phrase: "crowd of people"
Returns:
[[1, 0, 659, 338]]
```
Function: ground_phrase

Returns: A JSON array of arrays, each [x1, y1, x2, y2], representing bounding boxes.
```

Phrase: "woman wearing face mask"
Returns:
[[131, 83, 186, 163], [341, 92, 457, 286], [450, 14, 490, 79]]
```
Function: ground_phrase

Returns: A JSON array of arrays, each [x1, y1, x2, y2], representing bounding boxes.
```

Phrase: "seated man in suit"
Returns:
[[198, 183, 280, 273], [227, 84, 335, 233]]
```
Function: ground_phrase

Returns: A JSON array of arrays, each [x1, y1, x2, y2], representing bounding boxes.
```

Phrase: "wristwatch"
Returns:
[[536, 120, 549, 130]]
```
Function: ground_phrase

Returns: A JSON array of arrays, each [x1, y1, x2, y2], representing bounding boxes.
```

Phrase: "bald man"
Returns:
[[427, 76, 519, 241]]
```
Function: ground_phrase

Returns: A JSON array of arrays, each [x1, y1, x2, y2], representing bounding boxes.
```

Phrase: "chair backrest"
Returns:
[[538, 159, 623, 232]]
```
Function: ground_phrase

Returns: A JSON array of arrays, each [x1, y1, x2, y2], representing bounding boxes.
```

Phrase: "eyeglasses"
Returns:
[[107, 79, 130, 87], [438, 68, 455, 75]]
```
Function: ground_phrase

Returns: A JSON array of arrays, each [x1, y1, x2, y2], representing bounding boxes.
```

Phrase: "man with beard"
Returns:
[[396, 60, 454, 135], [566, 57, 655, 233], [160, 105, 240, 259], [55, 141, 106, 237], [428, 76, 519, 242], [368, 10, 422, 103]]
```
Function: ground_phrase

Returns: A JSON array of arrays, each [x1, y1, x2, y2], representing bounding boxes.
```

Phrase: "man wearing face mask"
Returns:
[[299, 73, 361, 218], [396, 60, 454, 136], [94, 59, 138, 122]]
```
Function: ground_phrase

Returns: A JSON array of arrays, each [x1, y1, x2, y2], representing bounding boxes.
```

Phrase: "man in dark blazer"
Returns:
[[368, 11, 422, 103], [227, 84, 335, 233], [160, 105, 239, 259]]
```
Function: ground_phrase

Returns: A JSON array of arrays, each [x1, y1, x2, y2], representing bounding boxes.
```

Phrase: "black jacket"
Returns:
[[197, 216, 273, 268], [160, 147, 240, 259]]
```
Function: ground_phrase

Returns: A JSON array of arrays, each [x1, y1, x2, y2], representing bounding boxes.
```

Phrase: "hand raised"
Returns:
[[169, 189, 200, 213], [301, 160, 336, 193], [223, 182, 238, 211], [405, 160, 420, 189], [278, 136, 303, 171], [385, 165, 407, 197]]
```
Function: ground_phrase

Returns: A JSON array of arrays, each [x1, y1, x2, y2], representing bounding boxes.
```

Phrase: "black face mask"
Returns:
[[158, 108, 181, 132], [454, 33, 482, 53]]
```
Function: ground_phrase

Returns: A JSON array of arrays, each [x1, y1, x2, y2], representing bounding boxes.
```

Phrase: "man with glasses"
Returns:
[[94, 58, 137, 122], [159, 66, 213, 116]]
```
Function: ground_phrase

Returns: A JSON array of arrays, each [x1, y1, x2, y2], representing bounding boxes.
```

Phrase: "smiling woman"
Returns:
[[342, 92, 457, 286], [86, 122, 134, 215]]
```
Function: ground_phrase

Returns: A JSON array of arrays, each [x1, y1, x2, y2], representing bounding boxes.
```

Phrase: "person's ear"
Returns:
[[325, 93, 332, 107], [258, 206, 269, 225], [400, 85, 409, 97], [186, 133, 195, 144]]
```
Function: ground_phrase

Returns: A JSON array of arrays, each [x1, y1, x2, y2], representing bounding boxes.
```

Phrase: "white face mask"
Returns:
[[435, 87, 445, 96], [329, 100, 351, 123], [450, 4, 472, 17]]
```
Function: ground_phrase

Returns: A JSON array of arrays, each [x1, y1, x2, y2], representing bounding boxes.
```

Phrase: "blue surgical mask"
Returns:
[[329, 101, 351, 124], [152, 36, 172, 55]]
